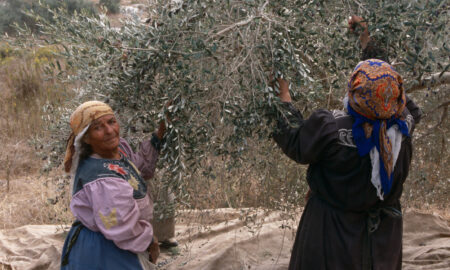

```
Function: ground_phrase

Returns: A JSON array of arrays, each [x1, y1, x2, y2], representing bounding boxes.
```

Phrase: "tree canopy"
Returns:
[[14, 0, 449, 214]]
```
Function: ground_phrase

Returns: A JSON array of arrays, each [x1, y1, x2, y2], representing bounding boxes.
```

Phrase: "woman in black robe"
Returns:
[[272, 16, 422, 270]]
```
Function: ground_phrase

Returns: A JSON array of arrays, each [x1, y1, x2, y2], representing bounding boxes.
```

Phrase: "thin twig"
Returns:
[[422, 100, 450, 118], [119, 45, 189, 56], [435, 105, 448, 129], [417, 101, 449, 140], [407, 72, 450, 93], [260, 0, 270, 13], [207, 15, 261, 41], [294, 48, 330, 89], [353, 0, 370, 13], [327, 85, 333, 108], [208, 0, 270, 41]]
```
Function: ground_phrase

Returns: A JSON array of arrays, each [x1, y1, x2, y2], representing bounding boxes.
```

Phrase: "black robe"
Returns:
[[273, 96, 421, 269]]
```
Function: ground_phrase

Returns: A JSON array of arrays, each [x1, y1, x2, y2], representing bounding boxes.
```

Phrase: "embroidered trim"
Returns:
[[337, 128, 357, 148], [127, 160, 142, 176], [118, 147, 128, 158], [98, 208, 118, 229], [128, 175, 139, 190], [332, 109, 349, 119], [106, 163, 128, 176]]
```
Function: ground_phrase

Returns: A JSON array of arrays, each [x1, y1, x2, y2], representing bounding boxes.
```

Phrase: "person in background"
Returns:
[[271, 16, 422, 269], [151, 186, 179, 249], [60, 100, 165, 270]]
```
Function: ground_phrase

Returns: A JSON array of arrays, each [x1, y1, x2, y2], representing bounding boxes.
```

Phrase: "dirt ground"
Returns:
[[0, 173, 449, 270], [0, 208, 449, 270]]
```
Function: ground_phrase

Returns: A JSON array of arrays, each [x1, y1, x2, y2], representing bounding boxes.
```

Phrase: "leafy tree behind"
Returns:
[[0, 0, 97, 34], [17, 0, 449, 216]]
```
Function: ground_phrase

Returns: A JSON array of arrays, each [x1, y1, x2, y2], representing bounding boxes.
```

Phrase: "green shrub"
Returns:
[[100, 0, 121, 14], [0, 0, 97, 34]]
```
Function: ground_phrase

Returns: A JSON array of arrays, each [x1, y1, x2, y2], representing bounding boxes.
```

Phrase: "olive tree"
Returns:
[[17, 0, 449, 216]]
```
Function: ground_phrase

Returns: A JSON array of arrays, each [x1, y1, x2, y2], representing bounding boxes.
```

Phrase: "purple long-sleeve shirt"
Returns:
[[70, 137, 159, 253]]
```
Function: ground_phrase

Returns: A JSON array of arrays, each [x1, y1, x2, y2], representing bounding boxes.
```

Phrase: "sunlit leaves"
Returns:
[[21, 0, 449, 212]]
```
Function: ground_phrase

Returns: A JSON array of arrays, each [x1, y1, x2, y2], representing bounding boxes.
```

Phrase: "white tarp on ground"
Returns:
[[0, 208, 448, 270]]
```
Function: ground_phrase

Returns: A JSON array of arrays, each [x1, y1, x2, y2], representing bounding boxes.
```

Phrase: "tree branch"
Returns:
[[294, 48, 330, 87], [417, 101, 449, 140], [406, 72, 450, 92], [119, 45, 192, 56], [434, 100, 449, 110], [423, 106, 447, 135], [207, 0, 269, 41], [423, 100, 450, 117], [207, 15, 261, 41]]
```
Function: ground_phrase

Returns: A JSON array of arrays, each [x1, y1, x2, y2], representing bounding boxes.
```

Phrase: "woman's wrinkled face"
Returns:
[[84, 114, 120, 158]]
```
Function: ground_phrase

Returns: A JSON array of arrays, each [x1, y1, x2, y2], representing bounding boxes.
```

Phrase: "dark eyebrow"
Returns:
[[90, 120, 101, 126], [90, 115, 115, 127]]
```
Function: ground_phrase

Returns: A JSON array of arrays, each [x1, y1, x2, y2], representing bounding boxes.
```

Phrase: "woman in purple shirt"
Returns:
[[60, 101, 164, 270]]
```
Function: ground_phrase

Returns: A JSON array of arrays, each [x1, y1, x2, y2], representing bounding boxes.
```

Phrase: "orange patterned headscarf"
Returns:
[[347, 59, 409, 197], [63, 101, 114, 173], [348, 59, 406, 120]]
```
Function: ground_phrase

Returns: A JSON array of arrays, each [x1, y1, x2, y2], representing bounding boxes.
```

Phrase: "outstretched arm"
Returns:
[[119, 136, 160, 180], [271, 77, 337, 164], [348, 15, 388, 62], [349, 15, 422, 122], [120, 102, 171, 180]]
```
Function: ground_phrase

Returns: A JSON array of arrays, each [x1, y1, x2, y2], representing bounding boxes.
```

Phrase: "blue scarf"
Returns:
[[347, 104, 409, 196]]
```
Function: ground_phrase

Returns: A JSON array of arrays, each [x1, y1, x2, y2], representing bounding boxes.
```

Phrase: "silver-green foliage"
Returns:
[[22, 0, 448, 211], [0, 0, 97, 34]]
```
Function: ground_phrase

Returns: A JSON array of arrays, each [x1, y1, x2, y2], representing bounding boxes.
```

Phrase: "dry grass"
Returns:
[[0, 174, 73, 229], [0, 44, 67, 177], [0, 43, 75, 228]]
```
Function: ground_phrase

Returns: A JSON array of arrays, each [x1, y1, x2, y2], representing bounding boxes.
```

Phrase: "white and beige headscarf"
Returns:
[[64, 101, 114, 174]]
